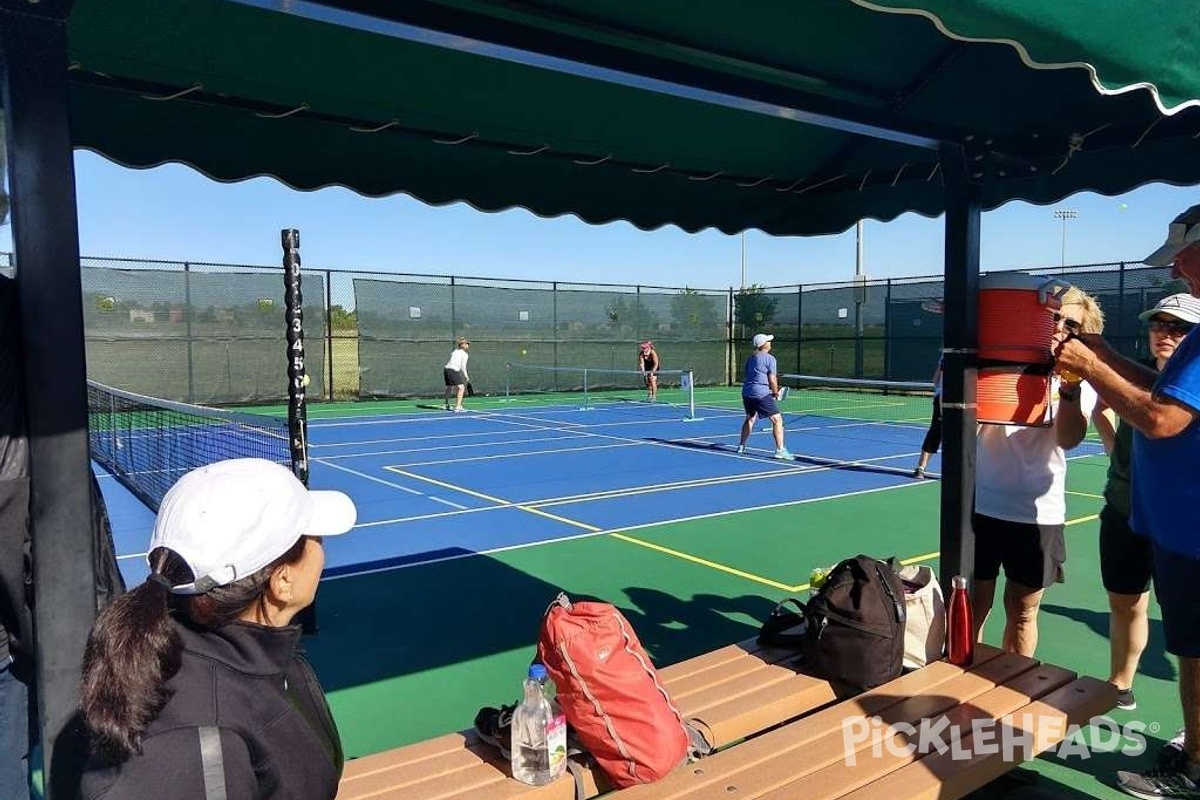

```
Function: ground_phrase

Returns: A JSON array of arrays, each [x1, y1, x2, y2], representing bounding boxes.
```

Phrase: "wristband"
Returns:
[[1058, 385, 1080, 402]]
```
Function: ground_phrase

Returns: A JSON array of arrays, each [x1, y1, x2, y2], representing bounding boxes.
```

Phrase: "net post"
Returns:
[[686, 369, 696, 419], [583, 368, 590, 410], [282, 228, 317, 636], [282, 229, 308, 485]]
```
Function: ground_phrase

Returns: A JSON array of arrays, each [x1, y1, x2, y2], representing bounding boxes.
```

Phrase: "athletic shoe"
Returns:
[[736, 444, 745, 454], [912, 467, 926, 480], [1115, 687, 1137, 711], [473, 703, 516, 760], [1161, 729, 1187, 768], [1117, 758, 1200, 800], [453, 407, 466, 413], [773, 448, 793, 460]]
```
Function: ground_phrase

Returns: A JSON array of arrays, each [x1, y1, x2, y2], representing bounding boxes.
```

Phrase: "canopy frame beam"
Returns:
[[237, 0, 952, 151], [1, 2, 95, 798]]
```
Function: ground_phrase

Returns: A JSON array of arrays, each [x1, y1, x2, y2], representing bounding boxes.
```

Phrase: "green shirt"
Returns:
[[1102, 358, 1156, 518], [1103, 417, 1134, 517]]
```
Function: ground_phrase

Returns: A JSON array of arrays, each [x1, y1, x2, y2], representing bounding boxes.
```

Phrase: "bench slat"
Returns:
[[610, 651, 1042, 799], [837, 675, 1117, 800], [748, 664, 1080, 800]]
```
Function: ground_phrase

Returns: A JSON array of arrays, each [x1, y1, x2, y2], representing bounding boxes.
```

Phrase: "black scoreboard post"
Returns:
[[282, 229, 317, 633], [283, 228, 309, 484]]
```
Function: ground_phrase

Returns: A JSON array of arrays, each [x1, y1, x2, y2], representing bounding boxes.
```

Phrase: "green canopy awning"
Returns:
[[66, 0, 1200, 237]]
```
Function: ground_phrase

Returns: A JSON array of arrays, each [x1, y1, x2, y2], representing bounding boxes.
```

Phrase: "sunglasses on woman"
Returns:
[[1148, 318, 1195, 336], [1052, 312, 1082, 334]]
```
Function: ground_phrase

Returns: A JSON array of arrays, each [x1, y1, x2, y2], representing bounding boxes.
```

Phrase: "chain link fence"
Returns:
[[47, 254, 1183, 405]]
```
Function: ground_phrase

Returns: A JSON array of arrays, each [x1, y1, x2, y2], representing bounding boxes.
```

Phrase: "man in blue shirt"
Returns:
[[1056, 203, 1200, 800], [735, 333, 792, 460]]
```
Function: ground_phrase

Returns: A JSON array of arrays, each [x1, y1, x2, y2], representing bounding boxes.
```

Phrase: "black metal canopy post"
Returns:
[[937, 143, 980, 588], [0, 2, 96, 797]]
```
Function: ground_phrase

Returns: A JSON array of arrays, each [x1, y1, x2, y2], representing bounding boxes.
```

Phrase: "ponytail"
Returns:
[[80, 537, 310, 760], [80, 573, 180, 760]]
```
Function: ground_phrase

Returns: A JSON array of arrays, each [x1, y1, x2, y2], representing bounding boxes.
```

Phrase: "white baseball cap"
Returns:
[[752, 333, 774, 348], [1138, 293, 1200, 324], [149, 458, 357, 595], [1145, 204, 1200, 267]]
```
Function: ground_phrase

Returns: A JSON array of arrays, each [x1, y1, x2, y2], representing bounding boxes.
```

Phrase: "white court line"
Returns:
[[317, 458, 469, 509], [382, 439, 643, 469], [314, 433, 593, 460], [355, 448, 918, 528], [312, 429, 588, 453], [321, 480, 921, 580]]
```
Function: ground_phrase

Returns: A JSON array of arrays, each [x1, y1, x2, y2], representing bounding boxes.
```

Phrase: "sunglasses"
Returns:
[[1149, 318, 1195, 336], [1052, 312, 1082, 334]]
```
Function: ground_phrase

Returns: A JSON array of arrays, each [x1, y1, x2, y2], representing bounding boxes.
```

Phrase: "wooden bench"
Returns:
[[336, 640, 1115, 800]]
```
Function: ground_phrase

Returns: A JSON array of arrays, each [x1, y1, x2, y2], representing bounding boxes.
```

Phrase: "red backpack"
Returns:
[[536, 594, 693, 788]]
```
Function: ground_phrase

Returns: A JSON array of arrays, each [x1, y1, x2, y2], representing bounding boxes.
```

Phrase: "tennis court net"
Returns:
[[504, 363, 696, 419], [88, 381, 293, 511], [777, 374, 934, 424]]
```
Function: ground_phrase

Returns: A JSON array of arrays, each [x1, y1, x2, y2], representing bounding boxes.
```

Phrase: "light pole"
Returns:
[[1052, 209, 1078, 268], [740, 231, 746, 288]]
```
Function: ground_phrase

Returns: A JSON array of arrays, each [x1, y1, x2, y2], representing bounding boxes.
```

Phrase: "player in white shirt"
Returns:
[[443, 337, 471, 412], [972, 287, 1104, 658]]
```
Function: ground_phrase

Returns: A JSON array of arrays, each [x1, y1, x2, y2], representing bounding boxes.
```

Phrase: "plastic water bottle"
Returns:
[[946, 575, 974, 666], [511, 664, 567, 785]]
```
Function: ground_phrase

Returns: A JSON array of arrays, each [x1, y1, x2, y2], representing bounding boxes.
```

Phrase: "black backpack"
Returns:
[[759, 555, 907, 696]]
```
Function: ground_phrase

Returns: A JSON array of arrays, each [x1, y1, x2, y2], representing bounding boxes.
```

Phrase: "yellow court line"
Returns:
[[610, 533, 794, 592], [385, 467, 509, 504], [1067, 513, 1100, 526], [385, 467, 600, 532], [383, 467, 947, 592], [1066, 490, 1105, 500]]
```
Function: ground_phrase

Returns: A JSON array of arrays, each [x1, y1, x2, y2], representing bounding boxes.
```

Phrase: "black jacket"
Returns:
[[81, 619, 343, 799]]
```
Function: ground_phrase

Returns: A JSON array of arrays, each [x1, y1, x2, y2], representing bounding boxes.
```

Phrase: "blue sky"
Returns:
[[5, 151, 1197, 290]]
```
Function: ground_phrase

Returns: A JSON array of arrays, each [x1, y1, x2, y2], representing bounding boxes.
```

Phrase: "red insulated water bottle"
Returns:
[[946, 575, 974, 666]]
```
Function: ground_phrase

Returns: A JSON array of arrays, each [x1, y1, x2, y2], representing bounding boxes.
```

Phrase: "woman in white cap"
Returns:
[[1091, 292, 1200, 712], [78, 458, 357, 800], [735, 333, 792, 459]]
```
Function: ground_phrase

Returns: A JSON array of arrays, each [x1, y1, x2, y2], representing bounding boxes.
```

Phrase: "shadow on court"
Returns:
[[304, 550, 776, 694], [1040, 602, 1176, 682]]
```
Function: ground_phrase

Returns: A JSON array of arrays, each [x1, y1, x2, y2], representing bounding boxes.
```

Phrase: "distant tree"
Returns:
[[733, 285, 778, 335], [670, 288, 721, 331], [329, 304, 358, 330], [603, 295, 660, 337]]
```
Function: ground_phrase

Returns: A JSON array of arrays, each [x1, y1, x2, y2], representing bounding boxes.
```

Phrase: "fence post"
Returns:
[[450, 275, 457, 340], [184, 261, 195, 403], [796, 284, 803, 375], [884, 279, 892, 381], [553, 281, 559, 372], [325, 269, 334, 402], [726, 288, 734, 386]]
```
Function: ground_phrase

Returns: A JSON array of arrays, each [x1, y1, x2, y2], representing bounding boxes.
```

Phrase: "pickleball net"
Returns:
[[773, 373, 1104, 464], [504, 363, 697, 419], [88, 380, 294, 511], [777, 374, 935, 424]]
